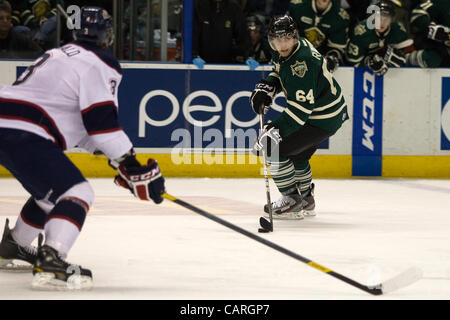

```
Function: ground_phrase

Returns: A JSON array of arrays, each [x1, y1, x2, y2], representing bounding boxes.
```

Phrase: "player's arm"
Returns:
[[250, 64, 282, 114], [410, 0, 434, 34], [411, 0, 449, 43], [79, 65, 165, 203], [325, 8, 350, 67]]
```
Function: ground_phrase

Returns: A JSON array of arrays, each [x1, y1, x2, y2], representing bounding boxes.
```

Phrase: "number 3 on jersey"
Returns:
[[13, 53, 51, 86]]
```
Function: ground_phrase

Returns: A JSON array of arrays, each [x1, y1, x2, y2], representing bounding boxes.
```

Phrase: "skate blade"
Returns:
[[0, 258, 32, 272], [266, 211, 305, 220], [31, 272, 93, 291], [302, 209, 316, 217]]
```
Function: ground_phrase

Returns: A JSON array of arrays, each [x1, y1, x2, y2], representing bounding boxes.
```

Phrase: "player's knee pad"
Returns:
[[57, 181, 94, 211], [20, 197, 47, 229], [46, 182, 94, 231]]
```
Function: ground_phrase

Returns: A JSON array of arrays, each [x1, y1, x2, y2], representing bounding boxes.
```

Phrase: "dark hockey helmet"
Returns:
[[372, 0, 396, 17], [74, 6, 114, 48], [267, 14, 299, 51]]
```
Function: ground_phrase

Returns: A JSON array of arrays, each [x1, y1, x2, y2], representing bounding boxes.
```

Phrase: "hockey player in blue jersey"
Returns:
[[0, 6, 165, 290]]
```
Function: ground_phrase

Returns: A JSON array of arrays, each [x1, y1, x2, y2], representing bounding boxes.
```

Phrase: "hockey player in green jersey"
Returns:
[[345, 0, 414, 76], [288, 0, 350, 72], [409, 0, 449, 67], [250, 14, 349, 219], [15, 0, 57, 30]]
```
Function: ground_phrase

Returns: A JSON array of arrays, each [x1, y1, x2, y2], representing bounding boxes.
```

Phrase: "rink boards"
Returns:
[[0, 61, 449, 178]]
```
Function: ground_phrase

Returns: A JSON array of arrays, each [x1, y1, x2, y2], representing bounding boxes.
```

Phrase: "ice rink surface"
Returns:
[[0, 177, 449, 300]]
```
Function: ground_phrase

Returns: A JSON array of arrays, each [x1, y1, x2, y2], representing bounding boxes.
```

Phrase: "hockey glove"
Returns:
[[427, 23, 450, 44], [365, 54, 388, 76], [325, 52, 340, 73], [384, 46, 406, 68], [253, 123, 282, 158], [250, 79, 276, 114], [110, 152, 165, 204]]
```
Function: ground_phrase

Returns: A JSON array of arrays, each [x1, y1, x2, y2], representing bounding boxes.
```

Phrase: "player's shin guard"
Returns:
[[263, 159, 304, 219], [12, 198, 46, 246], [44, 198, 88, 257], [294, 162, 315, 217], [32, 198, 92, 290]]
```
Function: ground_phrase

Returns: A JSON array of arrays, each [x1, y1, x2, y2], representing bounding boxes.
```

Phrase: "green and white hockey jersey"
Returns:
[[288, 0, 350, 61], [265, 38, 349, 138], [411, 0, 450, 32], [346, 20, 414, 66], [411, 0, 450, 38]]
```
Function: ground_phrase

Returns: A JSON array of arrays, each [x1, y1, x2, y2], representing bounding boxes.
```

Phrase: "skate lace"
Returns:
[[20, 245, 37, 256], [272, 195, 293, 208]]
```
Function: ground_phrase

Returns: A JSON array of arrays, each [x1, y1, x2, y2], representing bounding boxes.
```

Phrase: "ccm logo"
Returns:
[[362, 71, 375, 151], [130, 168, 160, 181]]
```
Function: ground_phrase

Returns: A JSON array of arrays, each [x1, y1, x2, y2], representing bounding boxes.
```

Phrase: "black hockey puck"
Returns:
[[258, 228, 270, 233]]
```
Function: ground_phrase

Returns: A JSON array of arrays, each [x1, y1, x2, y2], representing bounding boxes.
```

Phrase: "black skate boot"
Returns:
[[302, 183, 316, 217], [0, 218, 37, 271], [32, 234, 93, 290], [264, 189, 305, 220]]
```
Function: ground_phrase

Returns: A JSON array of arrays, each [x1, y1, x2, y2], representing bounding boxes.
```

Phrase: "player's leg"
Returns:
[[294, 160, 315, 217], [264, 156, 305, 220], [0, 198, 45, 271], [0, 129, 93, 289], [406, 48, 442, 67], [278, 124, 335, 218]]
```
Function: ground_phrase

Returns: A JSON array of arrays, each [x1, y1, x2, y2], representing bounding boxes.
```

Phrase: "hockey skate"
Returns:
[[32, 234, 93, 291], [302, 183, 316, 217], [264, 191, 305, 220], [0, 219, 37, 272]]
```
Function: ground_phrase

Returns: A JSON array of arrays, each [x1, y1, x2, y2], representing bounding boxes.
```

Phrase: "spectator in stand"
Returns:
[[247, 14, 272, 64], [0, 1, 43, 59], [265, 0, 290, 16], [339, 0, 371, 30], [346, 0, 415, 75], [12, 0, 58, 50], [408, 0, 449, 67], [288, 0, 351, 73], [193, 0, 258, 70], [236, 0, 266, 17]]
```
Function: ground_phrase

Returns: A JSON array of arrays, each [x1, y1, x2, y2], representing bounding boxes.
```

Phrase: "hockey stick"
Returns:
[[161, 192, 422, 295], [258, 113, 274, 233]]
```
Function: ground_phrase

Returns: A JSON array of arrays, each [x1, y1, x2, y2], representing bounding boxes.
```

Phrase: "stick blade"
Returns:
[[259, 217, 273, 232], [380, 266, 423, 294]]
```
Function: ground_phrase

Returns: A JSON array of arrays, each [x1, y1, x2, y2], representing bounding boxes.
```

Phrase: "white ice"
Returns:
[[0, 177, 449, 299]]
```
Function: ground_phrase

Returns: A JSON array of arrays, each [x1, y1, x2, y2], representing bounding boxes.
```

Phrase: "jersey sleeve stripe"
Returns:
[[390, 39, 414, 49], [0, 98, 66, 149], [81, 102, 121, 136]]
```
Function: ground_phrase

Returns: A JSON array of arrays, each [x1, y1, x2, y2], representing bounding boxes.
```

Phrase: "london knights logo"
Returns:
[[291, 60, 308, 78]]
